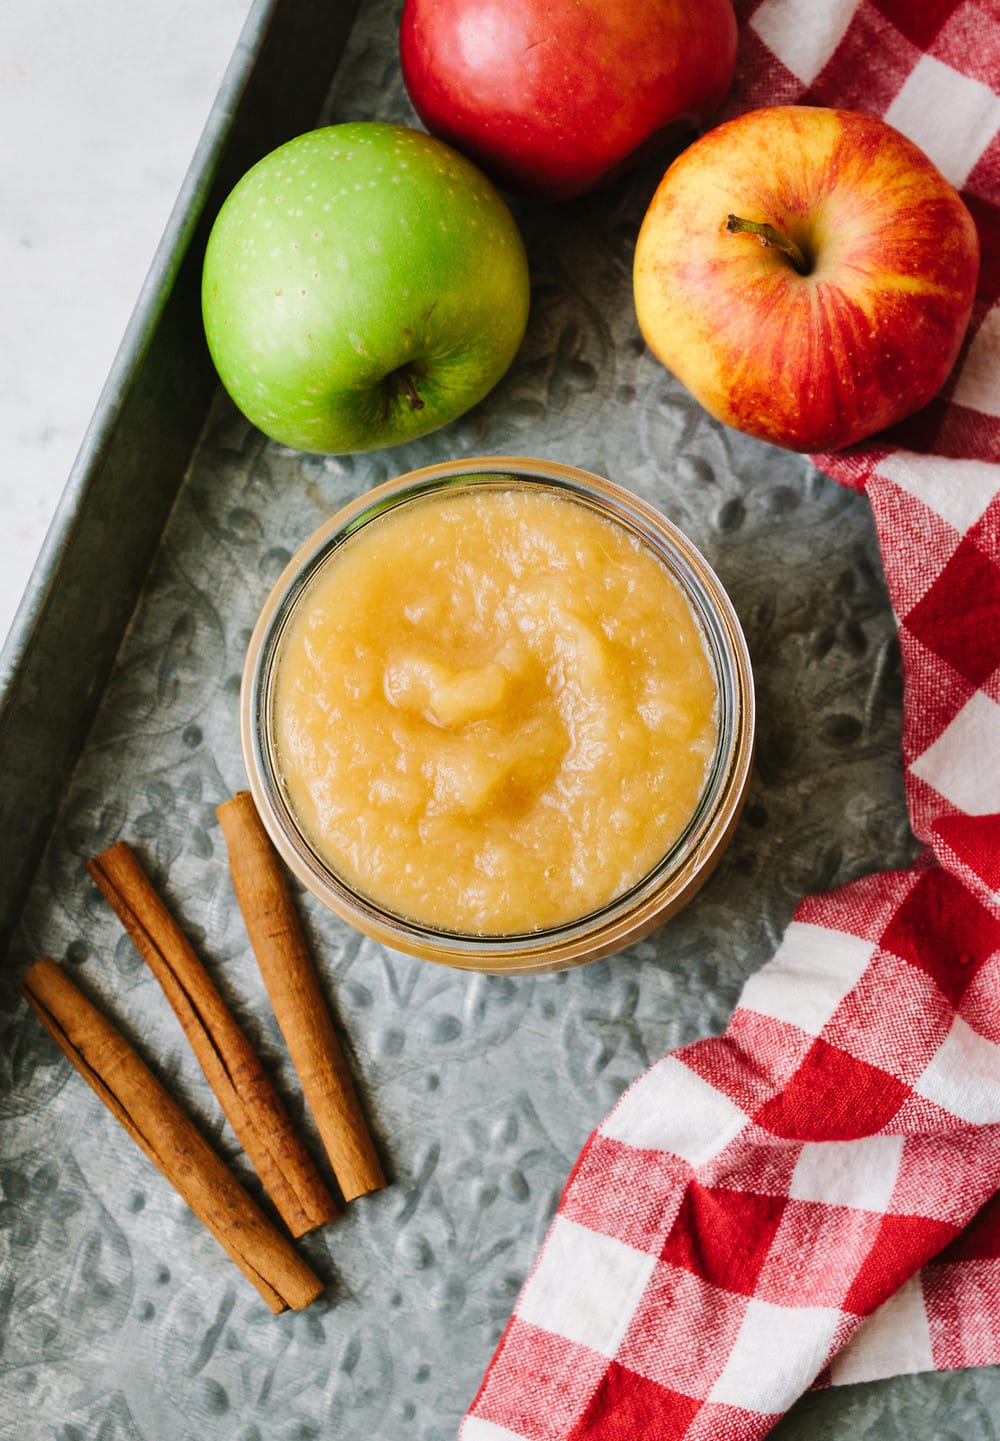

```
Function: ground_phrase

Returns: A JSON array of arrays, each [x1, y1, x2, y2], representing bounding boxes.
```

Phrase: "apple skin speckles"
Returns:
[[633, 106, 980, 453], [201, 122, 530, 455]]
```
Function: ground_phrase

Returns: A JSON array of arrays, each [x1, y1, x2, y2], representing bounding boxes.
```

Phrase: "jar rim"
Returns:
[[240, 456, 755, 972]]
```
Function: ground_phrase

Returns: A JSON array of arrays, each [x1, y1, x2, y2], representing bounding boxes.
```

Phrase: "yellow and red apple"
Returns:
[[633, 106, 980, 453]]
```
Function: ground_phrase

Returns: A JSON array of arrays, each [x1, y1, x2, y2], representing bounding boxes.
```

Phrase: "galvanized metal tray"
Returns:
[[0, 1, 995, 1436]]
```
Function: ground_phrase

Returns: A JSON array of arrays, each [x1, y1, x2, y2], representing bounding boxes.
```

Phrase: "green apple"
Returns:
[[201, 122, 531, 453]]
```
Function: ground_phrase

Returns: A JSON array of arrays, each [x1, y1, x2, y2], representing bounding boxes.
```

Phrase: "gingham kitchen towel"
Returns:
[[461, 2, 1000, 1437]]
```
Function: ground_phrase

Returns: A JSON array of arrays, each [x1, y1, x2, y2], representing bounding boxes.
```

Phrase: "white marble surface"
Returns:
[[0, 0, 254, 650]]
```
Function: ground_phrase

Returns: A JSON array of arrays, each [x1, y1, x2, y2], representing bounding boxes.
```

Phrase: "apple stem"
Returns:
[[726, 214, 810, 275], [401, 371, 425, 411]]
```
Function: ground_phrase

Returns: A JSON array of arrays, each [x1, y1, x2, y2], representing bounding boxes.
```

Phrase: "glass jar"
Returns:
[[241, 456, 755, 973]]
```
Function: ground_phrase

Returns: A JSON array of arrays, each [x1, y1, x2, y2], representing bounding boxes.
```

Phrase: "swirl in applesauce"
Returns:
[[273, 487, 719, 935]]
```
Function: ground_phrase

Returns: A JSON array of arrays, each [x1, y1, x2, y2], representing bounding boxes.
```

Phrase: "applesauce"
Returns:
[[243, 459, 754, 971], [271, 486, 718, 935]]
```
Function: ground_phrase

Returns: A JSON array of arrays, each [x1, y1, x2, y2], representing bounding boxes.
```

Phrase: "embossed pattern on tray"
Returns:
[[4, 1, 995, 1438]]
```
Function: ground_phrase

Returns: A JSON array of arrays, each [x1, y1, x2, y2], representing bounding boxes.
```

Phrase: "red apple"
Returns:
[[633, 106, 981, 453], [399, 0, 738, 202]]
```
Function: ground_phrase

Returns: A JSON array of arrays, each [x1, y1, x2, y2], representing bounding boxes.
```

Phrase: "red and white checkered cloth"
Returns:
[[461, 3, 1000, 1437]]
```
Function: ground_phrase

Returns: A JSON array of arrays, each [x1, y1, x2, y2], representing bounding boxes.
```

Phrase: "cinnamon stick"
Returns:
[[20, 957, 323, 1314], [87, 841, 337, 1237], [217, 792, 385, 1203]]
